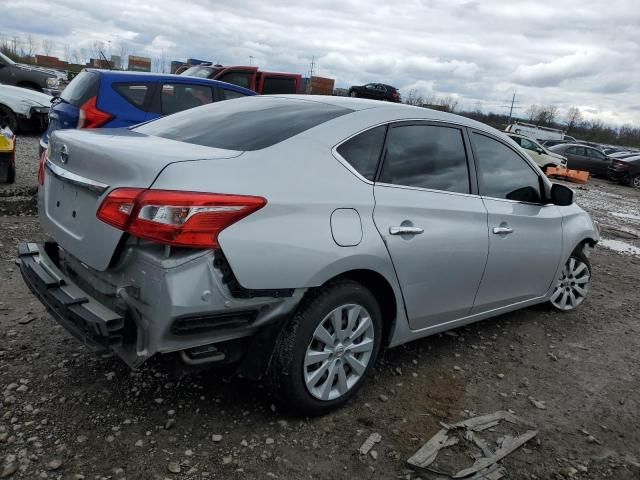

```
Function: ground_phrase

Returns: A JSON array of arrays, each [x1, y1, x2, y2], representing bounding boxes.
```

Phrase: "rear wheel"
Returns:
[[549, 249, 591, 311], [268, 279, 382, 415], [630, 174, 640, 189], [0, 105, 18, 133], [349, 90, 358, 97]]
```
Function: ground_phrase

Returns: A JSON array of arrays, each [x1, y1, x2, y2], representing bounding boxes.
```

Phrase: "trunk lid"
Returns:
[[41, 128, 242, 271]]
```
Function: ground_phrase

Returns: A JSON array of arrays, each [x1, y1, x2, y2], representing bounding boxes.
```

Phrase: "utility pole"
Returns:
[[308, 56, 315, 94], [249, 55, 253, 66], [501, 92, 521, 125]]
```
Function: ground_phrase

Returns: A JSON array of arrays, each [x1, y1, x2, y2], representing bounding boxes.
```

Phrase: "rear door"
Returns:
[[565, 146, 588, 170], [108, 82, 155, 125], [585, 148, 609, 177], [469, 131, 563, 313], [372, 122, 489, 330]]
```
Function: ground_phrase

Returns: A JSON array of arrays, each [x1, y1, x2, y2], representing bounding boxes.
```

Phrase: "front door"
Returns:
[[373, 122, 489, 330], [469, 132, 563, 313]]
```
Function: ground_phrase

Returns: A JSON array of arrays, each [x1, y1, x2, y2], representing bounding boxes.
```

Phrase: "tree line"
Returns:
[[404, 89, 640, 148]]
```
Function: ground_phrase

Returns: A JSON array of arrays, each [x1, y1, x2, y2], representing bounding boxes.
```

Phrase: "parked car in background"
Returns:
[[179, 63, 302, 94], [0, 51, 65, 93], [548, 143, 611, 177], [39, 69, 255, 154], [348, 83, 400, 102], [505, 122, 576, 142], [0, 84, 51, 133], [541, 139, 572, 148], [608, 155, 640, 188], [20, 96, 598, 414], [506, 133, 567, 171]]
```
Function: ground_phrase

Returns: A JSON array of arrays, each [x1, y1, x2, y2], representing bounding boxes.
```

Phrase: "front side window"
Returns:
[[217, 71, 253, 89], [587, 149, 606, 160], [473, 133, 541, 203], [521, 138, 538, 150], [336, 126, 386, 181], [379, 124, 470, 194], [161, 84, 213, 115]]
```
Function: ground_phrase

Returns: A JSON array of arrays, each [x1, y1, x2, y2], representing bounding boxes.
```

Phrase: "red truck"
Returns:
[[177, 63, 302, 94]]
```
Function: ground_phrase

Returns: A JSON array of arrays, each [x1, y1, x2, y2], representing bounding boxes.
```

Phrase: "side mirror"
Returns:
[[550, 183, 574, 206]]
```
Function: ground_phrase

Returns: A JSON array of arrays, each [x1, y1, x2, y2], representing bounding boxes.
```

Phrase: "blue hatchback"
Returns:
[[40, 69, 255, 153]]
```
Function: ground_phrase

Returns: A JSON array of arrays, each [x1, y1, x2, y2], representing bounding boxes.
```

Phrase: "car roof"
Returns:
[[271, 95, 503, 135], [84, 69, 256, 95]]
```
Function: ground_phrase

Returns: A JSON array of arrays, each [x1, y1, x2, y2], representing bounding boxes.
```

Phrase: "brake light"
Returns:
[[97, 189, 267, 248], [78, 96, 113, 129], [38, 151, 46, 186]]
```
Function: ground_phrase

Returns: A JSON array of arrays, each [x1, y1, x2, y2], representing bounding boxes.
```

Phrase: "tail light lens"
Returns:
[[38, 150, 47, 186], [78, 96, 113, 129], [97, 189, 267, 249]]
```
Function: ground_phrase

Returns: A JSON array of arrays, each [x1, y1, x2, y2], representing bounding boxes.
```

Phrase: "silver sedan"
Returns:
[[18, 95, 598, 415]]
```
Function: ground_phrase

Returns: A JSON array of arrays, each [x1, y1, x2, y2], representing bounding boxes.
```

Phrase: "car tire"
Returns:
[[349, 90, 358, 97], [0, 105, 18, 133], [268, 279, 382, 415], [629, 174, 640, 189], [549, 248, 591, 312], [542, 164, 555, 174], [6, 162, 15, 184]]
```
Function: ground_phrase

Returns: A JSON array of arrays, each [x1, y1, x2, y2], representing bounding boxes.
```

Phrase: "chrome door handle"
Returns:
[[492, 226, 514, 235], [389, 226, 424, 235]]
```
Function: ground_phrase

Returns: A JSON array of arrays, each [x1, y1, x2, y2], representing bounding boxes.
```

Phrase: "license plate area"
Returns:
[[46, 176, 98, 239]]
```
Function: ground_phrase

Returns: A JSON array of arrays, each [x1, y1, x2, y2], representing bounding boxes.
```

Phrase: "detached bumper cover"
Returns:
[[17, 242, 124, 354]]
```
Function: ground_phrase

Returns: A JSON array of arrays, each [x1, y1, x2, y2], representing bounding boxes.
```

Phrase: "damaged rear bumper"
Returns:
[[17, 241, 303, 369], [17, 242, 124, 354]]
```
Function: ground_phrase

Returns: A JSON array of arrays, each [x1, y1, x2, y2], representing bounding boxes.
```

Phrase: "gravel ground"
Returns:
[[1, 137, 640, 480], [0, 134, 39, 215]]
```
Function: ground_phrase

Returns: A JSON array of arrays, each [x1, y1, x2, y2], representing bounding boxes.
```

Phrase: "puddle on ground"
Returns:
[[610, 212, 640, 222], [599, 238, 640, 256]]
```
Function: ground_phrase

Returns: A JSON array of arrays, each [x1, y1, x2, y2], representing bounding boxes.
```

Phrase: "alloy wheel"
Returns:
[[304, 304, 375, 401], [632, 175, 640, 188], [550, 256, 590, 311]]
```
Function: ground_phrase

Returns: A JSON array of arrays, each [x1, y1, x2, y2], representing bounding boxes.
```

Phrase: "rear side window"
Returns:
[[60, 71, 99, 106], [161, 84, 213, 115], [262, 77, 297, 94], [113, 83, 150, 109], [219, 88, 248, 101], [379, 124, 470, 194], [336, 126, 386, 181], [588, 149, 606, 160], [472, 133, 541, 202], [135, 97, 352, 151]]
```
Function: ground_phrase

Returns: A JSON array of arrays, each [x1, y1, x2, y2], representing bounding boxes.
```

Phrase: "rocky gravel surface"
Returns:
[[1, 137, 640, 479]]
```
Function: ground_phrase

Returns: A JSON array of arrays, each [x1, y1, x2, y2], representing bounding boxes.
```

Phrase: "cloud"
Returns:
[[0, 0, 638, 124]]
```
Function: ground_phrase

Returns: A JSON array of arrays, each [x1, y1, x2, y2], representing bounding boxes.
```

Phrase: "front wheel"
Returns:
[[550, 249, 591, 311], [0, 105, 18, 133], [349, 90, 358, 97], [268, 279, 382, 415], [629, 174, 640, 189]]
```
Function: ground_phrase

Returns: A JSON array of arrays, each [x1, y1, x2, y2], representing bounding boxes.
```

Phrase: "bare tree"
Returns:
[[23, 33, 37, 59], [525, 104, 540, 122], [63, 44, 71, 62], [438, 95, 459, 113], [41, 39, 54, 56], [566, 107, 582, 134], [404, 89, 425, 106]]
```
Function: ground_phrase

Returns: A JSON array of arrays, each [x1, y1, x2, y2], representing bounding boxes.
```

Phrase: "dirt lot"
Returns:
[[1, 137, 640, 480]]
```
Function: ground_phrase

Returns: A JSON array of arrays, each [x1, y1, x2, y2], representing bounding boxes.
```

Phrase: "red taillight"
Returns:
[[78, 96, 113, 129], [97, 189, 267, 248], [38, 151, 46, 186]]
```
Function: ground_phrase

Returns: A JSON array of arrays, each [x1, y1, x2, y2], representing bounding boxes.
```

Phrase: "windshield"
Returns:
[[0, 51, 15, 65], [181, 65, 220, 78], [134, 97, 352, 151]]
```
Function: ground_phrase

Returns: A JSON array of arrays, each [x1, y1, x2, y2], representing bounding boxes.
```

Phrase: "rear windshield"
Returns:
[[60, 71, 99, 106], [134, 97, 352, 151], [181, 66, 219, 78]]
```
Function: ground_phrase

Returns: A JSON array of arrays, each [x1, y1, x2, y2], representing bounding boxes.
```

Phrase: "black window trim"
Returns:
[[467, 128, 551, 206]]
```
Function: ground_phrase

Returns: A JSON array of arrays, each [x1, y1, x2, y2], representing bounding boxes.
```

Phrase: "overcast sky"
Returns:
[[1, 0, 638, 124]]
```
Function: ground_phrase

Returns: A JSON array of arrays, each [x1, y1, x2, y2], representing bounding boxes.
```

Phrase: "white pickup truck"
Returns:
[[505, 122, 576, 142]]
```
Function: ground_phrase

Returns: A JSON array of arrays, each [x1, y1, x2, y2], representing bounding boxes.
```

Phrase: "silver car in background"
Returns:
[[18, 96, 599, 414]]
